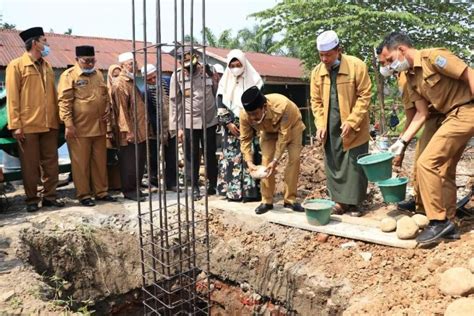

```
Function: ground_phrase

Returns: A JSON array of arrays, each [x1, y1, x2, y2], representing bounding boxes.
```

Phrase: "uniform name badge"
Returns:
[[434, 55, 447, 69], [76, 79, 89, 87]]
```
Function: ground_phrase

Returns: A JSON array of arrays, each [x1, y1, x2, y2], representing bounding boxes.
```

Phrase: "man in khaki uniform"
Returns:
[[379, 32, 474, 244], [385, 70, 445, 214], [311, 30, 372, 217], [58, 46, 117, 206], [111, 52, 148, 201], [240, 86, 306, 214], [6, 26, 64, 212]]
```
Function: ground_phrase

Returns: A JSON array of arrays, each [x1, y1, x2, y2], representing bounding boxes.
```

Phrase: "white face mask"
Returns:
[[379, 65, 394, 77], [126, 71, 135, 79], [390, 50, 410, 72], [230, 67, 244, 77], [255, 110, 266, 124]]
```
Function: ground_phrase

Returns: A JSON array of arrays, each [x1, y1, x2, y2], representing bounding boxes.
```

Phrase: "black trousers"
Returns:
[[119, 142, 146, 198], [184, 126, 218, 189], [149, 136, 177, 188]]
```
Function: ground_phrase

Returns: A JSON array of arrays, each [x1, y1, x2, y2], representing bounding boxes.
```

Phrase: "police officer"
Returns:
[[169, 49, 218, 200], [58, 45, 117, 206], [379, 32, 474, 244], [240, 86, 306, 215], [6, 26, 64, 212]]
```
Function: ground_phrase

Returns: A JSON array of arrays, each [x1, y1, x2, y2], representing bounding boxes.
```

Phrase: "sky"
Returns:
[[0, 0, 280, 46]]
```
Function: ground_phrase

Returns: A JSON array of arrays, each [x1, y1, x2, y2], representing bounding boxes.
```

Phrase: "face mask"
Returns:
[[255, 110, 266, 124], [331, 59, 340, 69], [390, 50, 410, 72], [82, 68, 95, 74], [379, 65, 394, 77], [230, 67, 244, 77], [40, 44, 50, 57], [111, 77, 119, 84], [126, 71, 135, 79]]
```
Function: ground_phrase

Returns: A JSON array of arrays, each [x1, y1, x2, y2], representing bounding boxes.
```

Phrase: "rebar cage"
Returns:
[[130, 0, 211, 314]]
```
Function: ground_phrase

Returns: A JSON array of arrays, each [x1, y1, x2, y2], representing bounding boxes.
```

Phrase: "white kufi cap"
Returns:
[[213, 64, 225, 74], [118, 52, 133, 63], [316, 30, 339, 52], [141, 64, 156, 76]]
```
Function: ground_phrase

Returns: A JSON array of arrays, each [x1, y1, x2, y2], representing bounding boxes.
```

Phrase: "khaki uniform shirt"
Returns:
[[6, 52, 60, 133], [397, 72, 414, 110], [406, 48, 472, 114], [111, 70, 148, 146], [310, 54, 371, 150], [169, 66, 218, 130], [58, 64, 109, 137], [240, 93, 306, 163]]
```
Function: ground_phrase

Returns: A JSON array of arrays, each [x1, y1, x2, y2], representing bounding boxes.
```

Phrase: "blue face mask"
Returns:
[[40, 44, 50, 57], [331, 58, 341, 68], [82, 68, 95, 74]]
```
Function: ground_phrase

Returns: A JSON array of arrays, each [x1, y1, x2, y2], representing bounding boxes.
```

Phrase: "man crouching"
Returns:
[[240, 86, 306, 215]]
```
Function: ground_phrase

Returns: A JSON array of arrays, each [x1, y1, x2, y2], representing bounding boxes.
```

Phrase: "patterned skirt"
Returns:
[[217, 130, 261, 201]]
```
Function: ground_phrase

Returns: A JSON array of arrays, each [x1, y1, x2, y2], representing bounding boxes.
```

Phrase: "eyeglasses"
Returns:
[[79, 58, 96, 65]]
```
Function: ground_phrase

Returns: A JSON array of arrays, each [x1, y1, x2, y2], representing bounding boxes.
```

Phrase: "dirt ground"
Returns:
[[0, 141, 473, 315]]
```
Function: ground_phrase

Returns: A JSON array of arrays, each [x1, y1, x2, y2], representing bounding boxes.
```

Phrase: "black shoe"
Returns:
[[80, 198, 96, 207], [96, 195, 117, 202], [207, 187, 217, 196], [193, 187, 202, 201], [444, 227, 461, 240], [284, 202, 304, 213], [124, 195, 146, 202], [255, 203, 273, 215], [397, 198, 416, 212], [26, 204, 39, 212], [42, 199, 65, 208], [416, 220, 456, 244]]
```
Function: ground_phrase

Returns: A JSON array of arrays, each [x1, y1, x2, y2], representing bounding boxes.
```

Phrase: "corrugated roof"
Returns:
[[0, 29, 176, 72], [0, 30, 305, 82]]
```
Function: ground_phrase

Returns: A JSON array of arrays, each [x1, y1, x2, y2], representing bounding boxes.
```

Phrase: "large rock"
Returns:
[[439, 267, 473, 297], [396, 216, 419, 239], [412, 214, 429, 229], [380, 217, 397, 232], [469, 258, 474, 273], [445, 297, 474, 316]]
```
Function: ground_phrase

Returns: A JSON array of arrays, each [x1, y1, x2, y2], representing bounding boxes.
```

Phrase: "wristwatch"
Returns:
[[399, 138, 409, 147]]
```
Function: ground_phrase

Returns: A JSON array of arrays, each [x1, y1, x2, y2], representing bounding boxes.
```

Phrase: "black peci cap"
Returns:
[[19, 27, 45, 43], [241, 86, 266, 112], [75, 45, 95, 57]]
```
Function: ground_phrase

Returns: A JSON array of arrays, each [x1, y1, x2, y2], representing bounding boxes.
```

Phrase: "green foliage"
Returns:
[[252, 0, 473, 70], [0, 22, 16, 30], [64, 28, 73, 35], [191, 25, 283, 54]]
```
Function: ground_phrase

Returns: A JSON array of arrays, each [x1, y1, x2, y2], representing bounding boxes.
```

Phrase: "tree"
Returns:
[[252, 0, 473, 133], [236, 25, 282, 54], [64, 28, 73, 35], [0, 23, 16, 30]]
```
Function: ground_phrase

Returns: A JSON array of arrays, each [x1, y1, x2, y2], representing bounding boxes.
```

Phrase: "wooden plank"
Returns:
[[207, 198, 418, 249]]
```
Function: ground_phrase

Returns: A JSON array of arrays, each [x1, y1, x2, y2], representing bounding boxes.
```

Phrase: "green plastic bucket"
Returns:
[[302, 199, 335, 226], [377, 177, 409, 203], [357, 152, 394, 182]]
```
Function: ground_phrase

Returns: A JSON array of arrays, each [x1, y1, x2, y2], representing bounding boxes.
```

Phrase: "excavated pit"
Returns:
[[11, 208, 351, 315]]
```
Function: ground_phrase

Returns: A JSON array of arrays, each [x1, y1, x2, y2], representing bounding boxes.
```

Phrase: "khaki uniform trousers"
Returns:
[[18, 129, 59, 205], [412, 112, 445, 213], [260, 128, 302, 205], [417, 103, 474, 220], [67, 135, 108, 200]]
